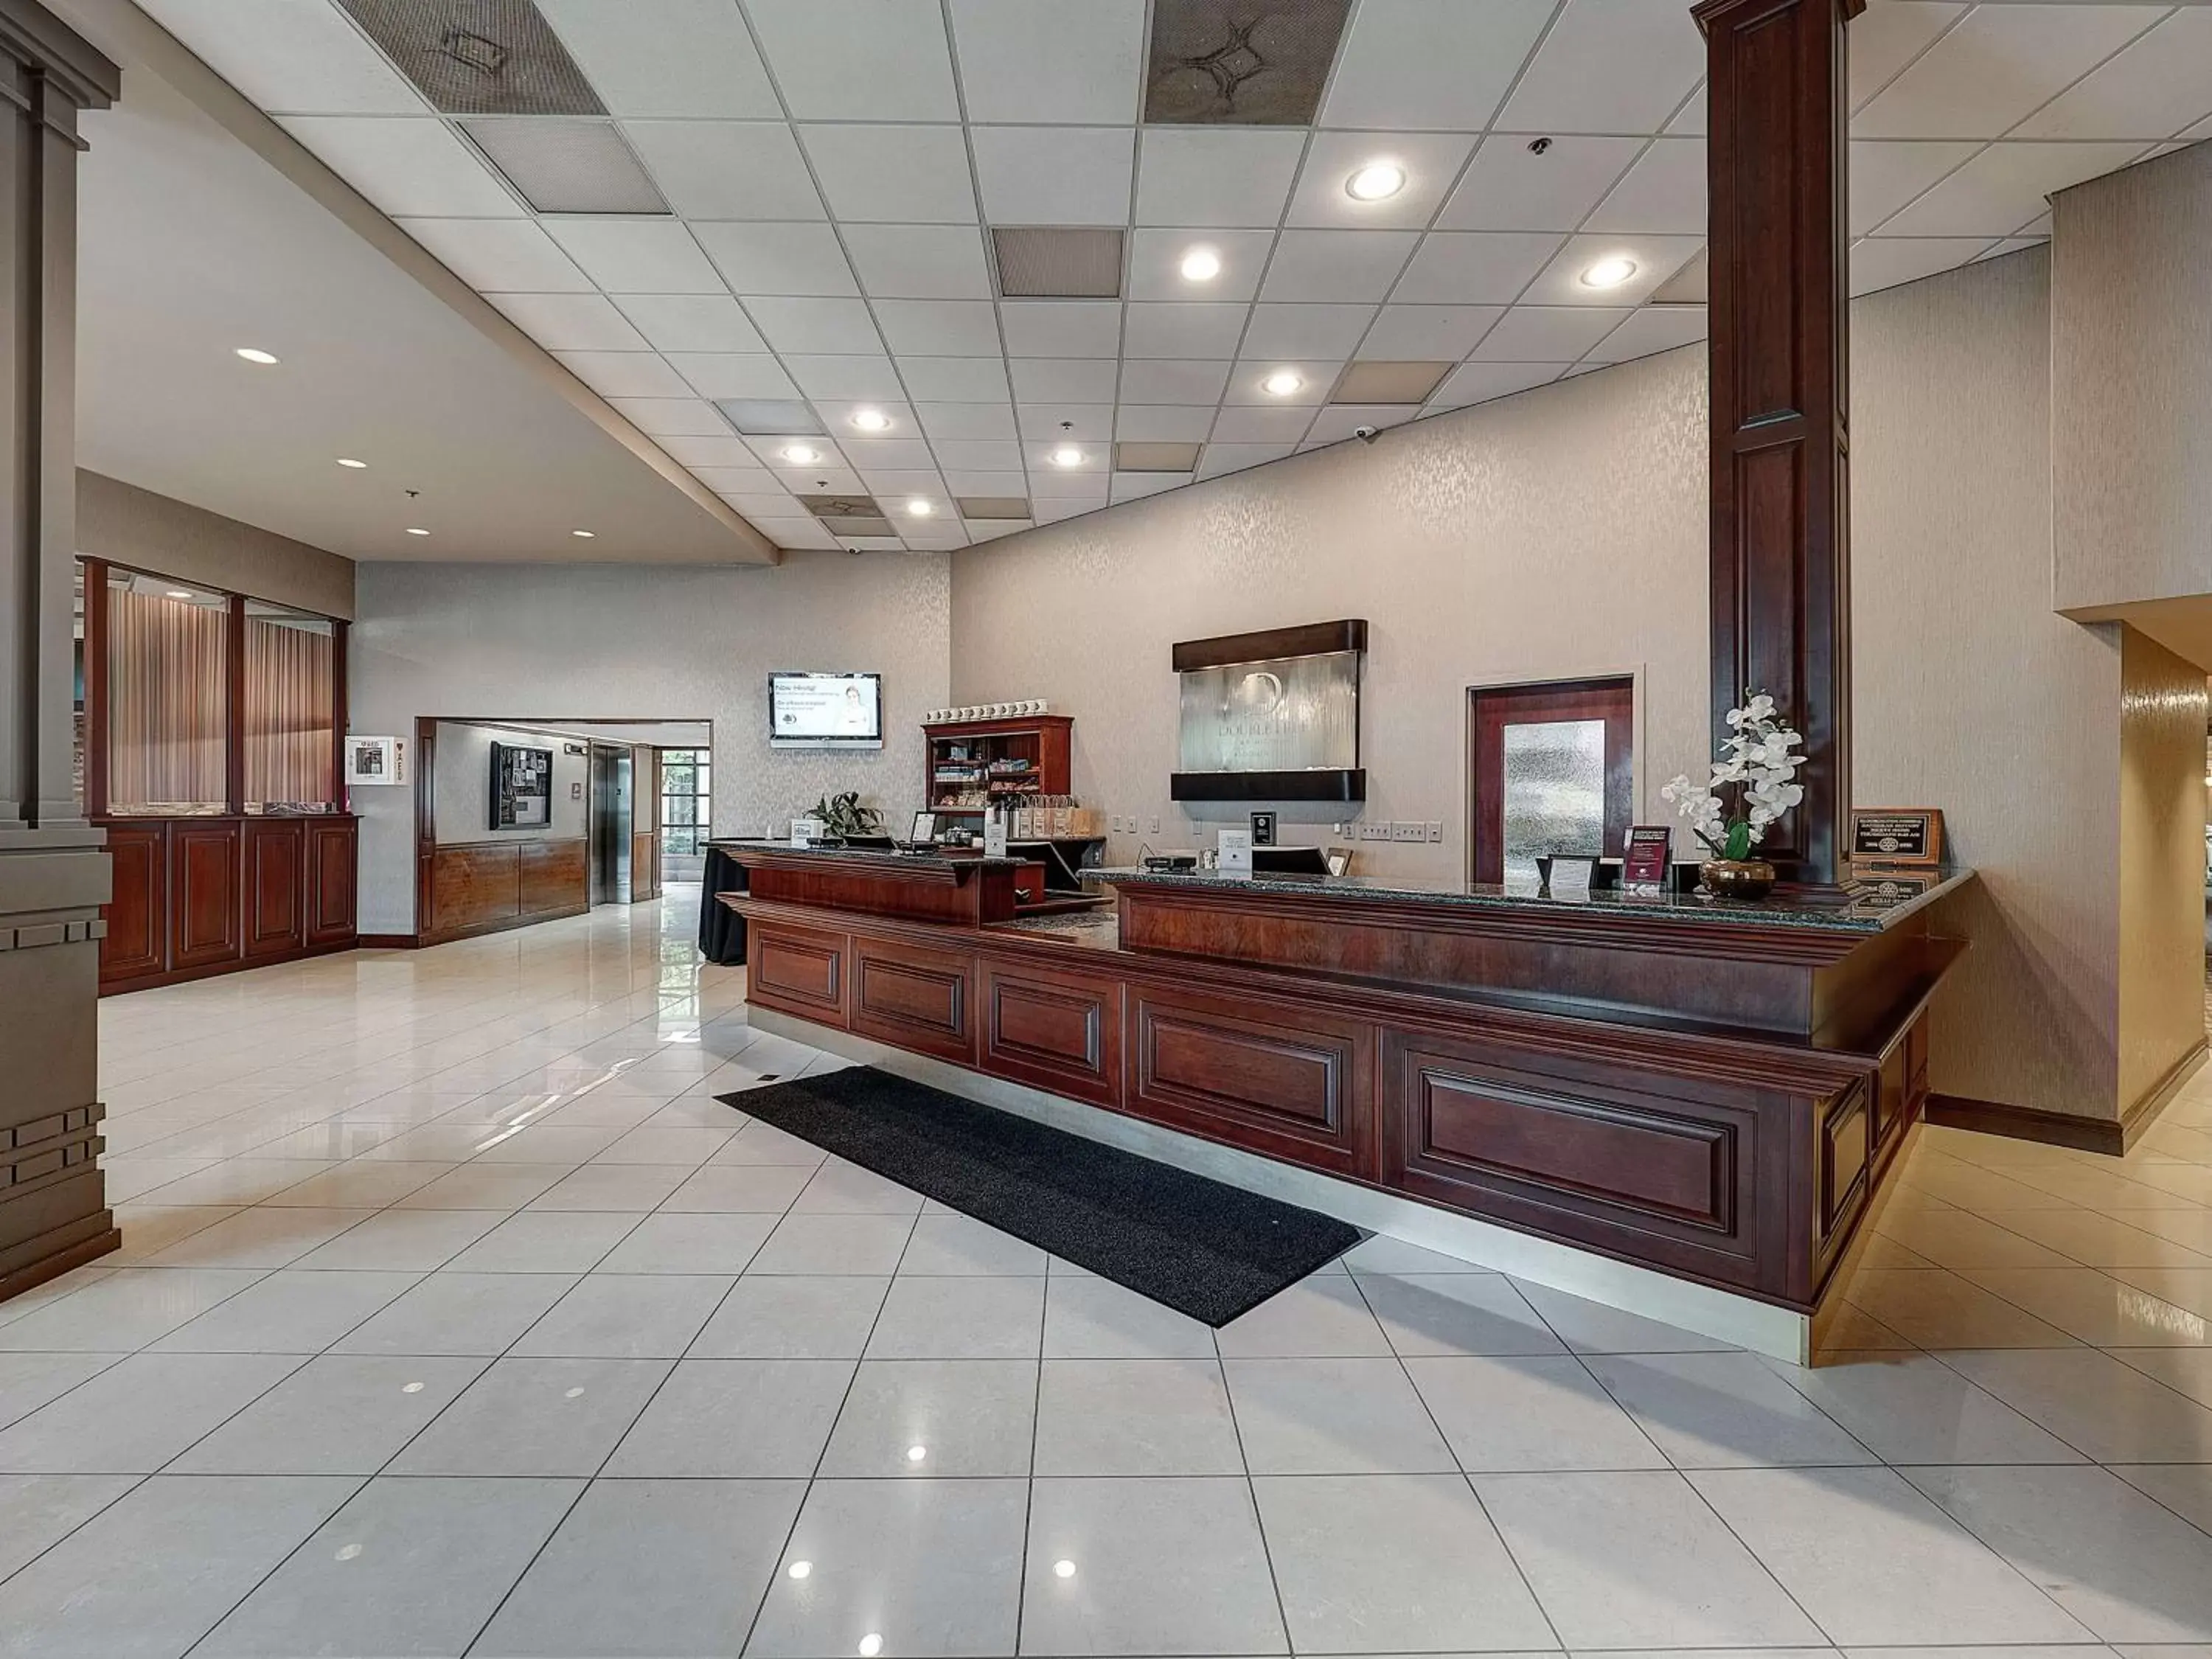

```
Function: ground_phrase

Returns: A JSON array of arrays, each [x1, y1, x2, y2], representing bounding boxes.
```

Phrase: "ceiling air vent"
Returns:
[[1115, 442, 1203, 473], [338, 0, 604, 114], [801, 495, 894, 540], [1329, 361, 1453, 405], [991, 228, 1124, 300], [1144, 0, 1352, 125], [717, 400, 824, 437], [462, 119, 667, 214], [956, 497, 1032, 520]]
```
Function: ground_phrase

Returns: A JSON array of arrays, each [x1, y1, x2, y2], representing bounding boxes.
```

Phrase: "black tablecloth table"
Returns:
[[697, 844, 749, 964]]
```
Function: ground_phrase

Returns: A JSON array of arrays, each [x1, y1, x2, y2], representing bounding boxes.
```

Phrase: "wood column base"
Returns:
[[0, 1209, 119, 1305]]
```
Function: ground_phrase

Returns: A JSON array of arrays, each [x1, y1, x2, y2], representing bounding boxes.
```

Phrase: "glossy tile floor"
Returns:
[[4, 888, 2212, 1658]]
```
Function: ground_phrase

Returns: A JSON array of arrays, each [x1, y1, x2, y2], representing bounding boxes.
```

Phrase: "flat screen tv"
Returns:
[[769, 671, 883, 749]]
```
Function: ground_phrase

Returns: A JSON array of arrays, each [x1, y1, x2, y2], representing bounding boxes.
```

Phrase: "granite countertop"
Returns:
[[1079, 863, 1976, 934], [714, 839, 1031, 871]]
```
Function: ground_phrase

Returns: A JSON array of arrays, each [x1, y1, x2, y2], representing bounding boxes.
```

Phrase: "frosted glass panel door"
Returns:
[[1470, 678, 1634, 886], [1500, 719, 1606, 883]]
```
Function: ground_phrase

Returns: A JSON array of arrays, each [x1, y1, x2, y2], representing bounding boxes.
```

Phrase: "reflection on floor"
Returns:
[[1, 883, 2210, 1656]]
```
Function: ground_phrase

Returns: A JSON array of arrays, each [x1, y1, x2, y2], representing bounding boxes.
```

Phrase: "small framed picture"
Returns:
[[1849, 808, 1944, 865], [909, 810, 938, 845], [344, 736, 403, 785]]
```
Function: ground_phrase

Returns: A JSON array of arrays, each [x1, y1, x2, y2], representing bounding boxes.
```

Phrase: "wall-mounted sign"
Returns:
[[343, 736, 403, 786], [490, 742, 553, 829], [1849, 808, 1944, 865]]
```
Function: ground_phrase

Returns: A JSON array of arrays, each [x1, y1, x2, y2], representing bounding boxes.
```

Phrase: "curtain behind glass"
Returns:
[[108, 588, 226, 813], [245, 614, 335, 811]]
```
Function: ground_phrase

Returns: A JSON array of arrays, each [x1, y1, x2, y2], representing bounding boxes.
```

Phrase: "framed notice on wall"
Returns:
[[343, 736, 403, 786], [490, 742, 553, 830]]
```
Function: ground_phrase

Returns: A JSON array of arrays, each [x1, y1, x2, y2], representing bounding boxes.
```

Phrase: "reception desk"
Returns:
[[723, 846, 1969, 1319]]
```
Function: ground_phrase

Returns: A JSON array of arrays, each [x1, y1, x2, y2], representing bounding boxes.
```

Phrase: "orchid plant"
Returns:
[[1661, 692, 1807, 862]]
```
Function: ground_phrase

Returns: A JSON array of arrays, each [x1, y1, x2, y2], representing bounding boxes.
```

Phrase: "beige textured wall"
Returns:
[[2116, 629, 2211, 1110], [952, 248, 2133, 1119], [2053, 142, 2212, 622], [77, 470, 355, 619]]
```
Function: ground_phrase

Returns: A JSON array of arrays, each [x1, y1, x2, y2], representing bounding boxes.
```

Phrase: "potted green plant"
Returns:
[[810, 790, 884, 839], [1660, 692, 1806, 900]]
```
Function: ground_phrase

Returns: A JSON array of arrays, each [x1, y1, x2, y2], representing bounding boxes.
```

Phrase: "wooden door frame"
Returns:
[[1464, 669, 1645, 886]]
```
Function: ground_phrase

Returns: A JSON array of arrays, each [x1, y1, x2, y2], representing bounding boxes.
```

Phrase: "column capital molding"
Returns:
[[0, 0, 118, 111]]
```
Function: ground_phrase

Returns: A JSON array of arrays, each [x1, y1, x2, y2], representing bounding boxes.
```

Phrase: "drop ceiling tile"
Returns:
[[1123, 302, 1250, 360], [1239, 303, 1377, 361], [553, 350, 692, 398], [751, 517, 842, 550], [1393, 232, 1563, 304], [1027, 450, 1110, 487], [691, 222, 858, 296], [1197, 443, 1296, 480], [1496, 0, 1709, 134], [543, 220, 725, 294], [1111, 472, 1189, 503], [1880, 141, 2145, 237], [1320, 0, 1556, 130], [1471, 305, 1632, 362], [871, 299, 1004, 356], [2015, 9, 2212, 140], [1850, 3, 1969, 111], [1016, 404, 1116, 442], [1521, 233, 1704, 305], [1438, 135, 1644, 232], [1584, 305, 1708, 364], [964, 518, 1037, 540], [1259, 230, 1419, 302], [1304, 405, 1416, 447], [1223, 361, 1339, 406], [799, 125, 979, 223], [607, 397, 735, 437], [718, 491, 804, 518], [1849, 141, 1982, 236], [1127, 229, 1276, 302], [1430, 361, 1569, 410], [998, 301, 1123, 358], [948, 0, 1145, 123], [487, 292, 650, 352], [1116, 361, 1233, 405], [1031, 499, 1102, 524], [858, 469, 948, 497], [1115, 406, 1216, 442], [745, 433, 849, 467], [136, 0, 428, 114], [1849, 235, 1997, 296], [1288, 132, 1476, 230], [743, 0, 961, 120], [1009, 359, 1120, 403], [1357, 305, 1505, 359], [622, 121, 825, 219], [692, 466, 782, 493], [842, 225, 994, 300], [1855, 4, 2166, 139], [768, 463, 866, 495], [614, 294, 770, 354], [943, 470, 1031, 495], [782, 355, 907, 400], [900, 359, 1013, 402], [904, 526, 973, 549], [1133, 128, 1308, 228], [399, 219, 592, 292], [667, 354, 802, 399], [917, 403, 1018, 442], [656, 434, 758, 469], [1585, 139, 1706, 235], [815, 401, 920, 440], [1210, 406, 1315, 445], [279, 117, 520, 217], [1669, 86, 1706, 136], [538, 0, 780, 117], [933, 439, 1027, 472], [743, 296, 885, 355], [1979, 235, 2047, 262], [839, 438, 939, 471], [970, 127, 1136, 226]]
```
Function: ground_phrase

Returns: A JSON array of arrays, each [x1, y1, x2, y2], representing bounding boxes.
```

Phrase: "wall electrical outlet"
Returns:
[[1426, 821, 1443, 843], [1389, 821, 1424, 842], [1149, 815, 1161, 835], [1358, 821, 1391, 841]]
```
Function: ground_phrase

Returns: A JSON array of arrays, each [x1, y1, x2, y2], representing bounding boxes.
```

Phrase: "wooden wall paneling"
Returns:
[[242, 816, 305, 959], [748, 922, 849, 1026], [1695, 0, 1860, 885], [632, 829, 658, 902], [979, 956, 1124, 1109], [305, 816, 357, 945], [97, 820, 165, 982], [169, 819, 242, 970], [850, 934, 975, 1062], [429, 843, 519, 938], [518, 839, 588, 917]]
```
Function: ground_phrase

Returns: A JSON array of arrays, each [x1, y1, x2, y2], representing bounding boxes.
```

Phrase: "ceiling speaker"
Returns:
[[338, 0, 603, 115], [992, 228, 1124, 299]]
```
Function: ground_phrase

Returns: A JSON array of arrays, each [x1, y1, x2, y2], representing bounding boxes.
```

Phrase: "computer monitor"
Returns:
[[1251, 845, 1332, 876]]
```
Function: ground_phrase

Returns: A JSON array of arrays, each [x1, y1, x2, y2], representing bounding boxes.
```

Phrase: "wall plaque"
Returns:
[[1848, 808, 1944, 865]]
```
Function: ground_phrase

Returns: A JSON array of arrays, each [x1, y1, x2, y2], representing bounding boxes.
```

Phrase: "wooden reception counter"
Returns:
[[723, 845, 1970, 1315]]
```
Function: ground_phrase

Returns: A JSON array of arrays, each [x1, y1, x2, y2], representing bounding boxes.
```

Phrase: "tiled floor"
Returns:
[[3, 887, 2211, 1657]]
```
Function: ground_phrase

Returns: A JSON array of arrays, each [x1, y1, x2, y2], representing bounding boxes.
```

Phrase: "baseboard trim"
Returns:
[[1927, 1037, 2207, 1157], [417, 902, 590, 949], [98, 936, 360, 997], [358, 933, 420, 949]]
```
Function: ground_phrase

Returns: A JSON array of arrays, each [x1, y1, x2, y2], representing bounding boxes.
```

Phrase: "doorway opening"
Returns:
[[1469, 677, 1635, 886]]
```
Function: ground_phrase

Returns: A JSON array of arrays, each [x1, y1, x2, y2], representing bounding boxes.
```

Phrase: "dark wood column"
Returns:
[[1695, 0, 1860, 886]]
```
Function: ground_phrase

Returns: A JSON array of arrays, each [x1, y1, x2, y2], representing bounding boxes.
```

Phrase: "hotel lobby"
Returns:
[[4, 0, 2212, 1655]]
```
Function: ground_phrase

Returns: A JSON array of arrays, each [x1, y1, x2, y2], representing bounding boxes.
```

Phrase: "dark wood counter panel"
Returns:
[[723, 846, 1968, 1313]]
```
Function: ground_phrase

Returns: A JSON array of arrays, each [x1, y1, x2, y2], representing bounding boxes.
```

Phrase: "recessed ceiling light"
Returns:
[[571, 529, 595, 538], [787, 1562, 813, 1581], [1580, 256, 1639, 289], [234, 347, 279, 365], [1179, 246, 1222, 282], [1048, 444, 1085, 467], [405, 527, 430, 537], [782, 443, 822, 465], [1053, 1559, 1077, 1579], [849, 408, 892, 432], [335, 457, 367, 469], [164, 589, 192, 600], [1261, 369, 1304, 397], [905, 498, 934, 517], [858, 1637, 883, 1659], [1345, 161, 1405, 202], [905, 1444, 928, 1462]]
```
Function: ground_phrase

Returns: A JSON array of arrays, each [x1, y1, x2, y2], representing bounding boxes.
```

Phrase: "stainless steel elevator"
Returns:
[[587, 744, 633, 907]]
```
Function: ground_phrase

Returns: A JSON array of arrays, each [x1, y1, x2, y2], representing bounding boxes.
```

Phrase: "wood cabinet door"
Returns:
[[170, 821, 243, 970], [1127, 987, 1377, 1179], [980, 957, 1123, 1109], [244, 818, 305, 959], [747, 922, 849, 1028], [306, 818, 358, 946], [850, 935, 975, 1062], [99, 821, 168, 984]]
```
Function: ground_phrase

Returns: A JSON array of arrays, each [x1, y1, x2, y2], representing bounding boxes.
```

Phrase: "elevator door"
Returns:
[[589, 746, 633, 906]]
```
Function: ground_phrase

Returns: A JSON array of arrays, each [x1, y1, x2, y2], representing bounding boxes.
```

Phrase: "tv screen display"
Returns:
[[770, 671, 883, 748]]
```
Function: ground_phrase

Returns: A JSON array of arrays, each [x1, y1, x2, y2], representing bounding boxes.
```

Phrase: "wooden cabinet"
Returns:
[[307, 818, 358, 947], [851, 935, 974, 1062], [170, 821, 243, 970], [98, 823, 166, 982], [748, 922, 849, 1026], [922, 714, 1074, 822], [244, 818, 305, 959], [980, 958, 1123, 1109]]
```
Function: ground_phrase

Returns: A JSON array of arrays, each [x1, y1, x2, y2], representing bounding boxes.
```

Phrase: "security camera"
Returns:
[[1352, 424, 1380, 442], [846, 545, 864, 557]]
